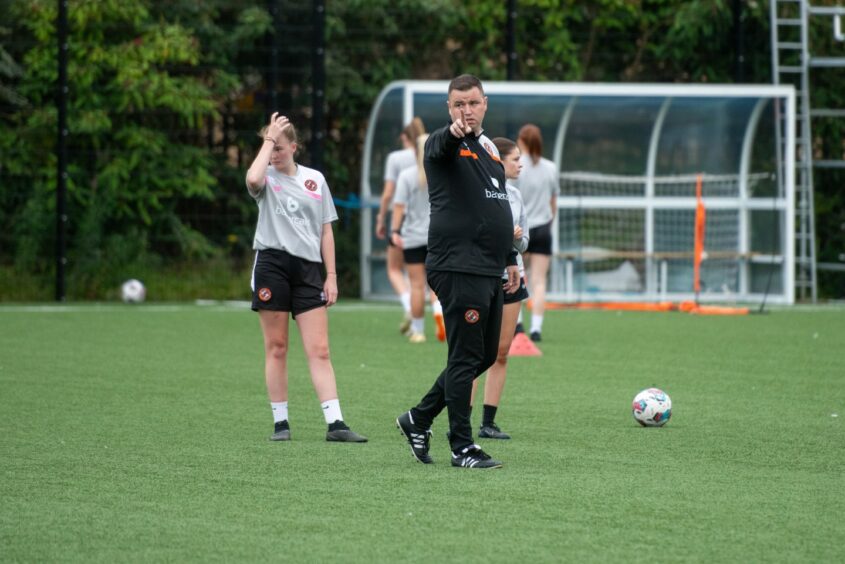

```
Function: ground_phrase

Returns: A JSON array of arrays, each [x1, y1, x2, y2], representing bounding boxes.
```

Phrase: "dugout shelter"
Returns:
[[360, 81, 796, 305]]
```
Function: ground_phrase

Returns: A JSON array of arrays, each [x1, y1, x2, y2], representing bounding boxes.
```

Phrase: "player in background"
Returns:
[[375, 118, 426, 336], [246, 112, 367, 443], [471, 137, 529, 439], [515, 124, 560, 342], [390, 134, 446, 343], [396, 75, 519, 470]]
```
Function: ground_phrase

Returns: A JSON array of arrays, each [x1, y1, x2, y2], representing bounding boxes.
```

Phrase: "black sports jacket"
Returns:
[[424, 123, 517, 277]]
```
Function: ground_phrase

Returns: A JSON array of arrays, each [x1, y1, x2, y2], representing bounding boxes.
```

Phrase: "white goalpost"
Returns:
[[553, 171, 788, 304]]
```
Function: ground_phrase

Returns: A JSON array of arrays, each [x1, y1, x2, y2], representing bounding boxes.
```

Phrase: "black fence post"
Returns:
[[56, 0, 68, 301], [270, 0, 279, 110], [506, 0, 518, 81], [311, 0, 325, 171], [732, 0, 744, 82]]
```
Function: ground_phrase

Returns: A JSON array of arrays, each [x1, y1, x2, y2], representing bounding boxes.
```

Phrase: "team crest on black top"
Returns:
[[464, 309, 480, 324]]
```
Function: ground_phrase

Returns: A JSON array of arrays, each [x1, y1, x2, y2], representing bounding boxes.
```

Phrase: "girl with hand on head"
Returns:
[[245, 112, 367, 444]]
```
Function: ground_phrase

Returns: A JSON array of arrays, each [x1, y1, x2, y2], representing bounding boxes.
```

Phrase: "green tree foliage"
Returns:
[[0, 0, 268, 297], [1, 0, 842, 299]]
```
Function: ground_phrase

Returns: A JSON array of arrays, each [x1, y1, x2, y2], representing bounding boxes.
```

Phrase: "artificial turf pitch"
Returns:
[[1, 302, 843, 562]]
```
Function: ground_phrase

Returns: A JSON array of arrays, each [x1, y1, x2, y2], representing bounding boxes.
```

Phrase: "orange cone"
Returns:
[[508, 332, 542, 356], [434, 312, 446, 342]]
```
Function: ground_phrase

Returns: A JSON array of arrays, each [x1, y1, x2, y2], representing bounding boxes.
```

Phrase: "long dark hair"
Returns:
[[492, 137, 517, 160]]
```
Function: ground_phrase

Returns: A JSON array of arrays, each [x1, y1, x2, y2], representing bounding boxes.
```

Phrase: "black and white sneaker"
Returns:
[[269, 420, 291, 441], [326, 420, 368, 442], [478, 423, 511, 440], [451, 444, 502, 469], [396, 411, 433, 464]]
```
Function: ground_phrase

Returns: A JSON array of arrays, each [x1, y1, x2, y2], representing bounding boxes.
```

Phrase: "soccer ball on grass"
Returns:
[[120, 279, 146, 303], [632, 387, 672, 427]]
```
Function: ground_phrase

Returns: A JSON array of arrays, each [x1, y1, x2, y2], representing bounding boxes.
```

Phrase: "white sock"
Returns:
[[411, 317, 424, 334], [321, 398, 343, 424], [400, 292, 411, 315], [530, 314, 543, 333], [517, 309, 524, 324], [271, 401, 288, 423], [432, 300, 443, 315]]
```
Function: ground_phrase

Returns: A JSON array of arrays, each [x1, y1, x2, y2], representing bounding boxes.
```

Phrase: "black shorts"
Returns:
[[503, 276, 529, 305], [251, 249, 326, 317], [403, 245, 427, 264], [527, 221, 553, 255]]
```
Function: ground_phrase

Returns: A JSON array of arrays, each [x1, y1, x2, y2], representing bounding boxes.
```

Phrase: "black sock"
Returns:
[[274, 420, 289, 432], [482, 404, 498, 427], [328, 420, 349, 432]]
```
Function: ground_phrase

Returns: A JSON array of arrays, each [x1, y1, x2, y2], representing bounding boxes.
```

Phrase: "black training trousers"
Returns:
[[410, 270, 503, 452]]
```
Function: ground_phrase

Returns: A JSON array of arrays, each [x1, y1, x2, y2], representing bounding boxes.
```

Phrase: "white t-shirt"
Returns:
[[503, 183, 529, 279], [514, 155, 559, 228], [248, 164, 338, 263], [393, 165, 430, 250], [383, 148, 416, 205]]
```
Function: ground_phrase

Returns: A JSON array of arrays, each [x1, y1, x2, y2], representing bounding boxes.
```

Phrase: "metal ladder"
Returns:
[[769, 0, 844, 302]]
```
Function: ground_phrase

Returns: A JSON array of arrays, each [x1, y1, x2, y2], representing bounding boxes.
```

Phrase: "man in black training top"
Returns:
[[397, 74, 519, 469]]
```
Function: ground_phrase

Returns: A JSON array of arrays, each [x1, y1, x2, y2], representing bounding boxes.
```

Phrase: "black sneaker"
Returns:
[[451, 444, 502, 469], [269, 420, 291, 441], [530, 331, 542, 342], [514, 322, 524, 335], [396, 411, 433, 464], [478, 423, 511, 440], [326, 420, 368, 442]]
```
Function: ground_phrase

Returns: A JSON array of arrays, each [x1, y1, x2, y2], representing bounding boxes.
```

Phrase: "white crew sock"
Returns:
[[411, 317, 424, 334], [530, 314, 544, 333], [321, 399, 343, 424], [400, 292, 411, 315], [517, 309, 524, 324], [432, 300, 443, 316], [271, 401, 289, 423]]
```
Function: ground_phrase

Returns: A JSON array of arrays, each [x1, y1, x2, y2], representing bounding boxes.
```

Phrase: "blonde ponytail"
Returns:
[[416, 134, 429, 190]]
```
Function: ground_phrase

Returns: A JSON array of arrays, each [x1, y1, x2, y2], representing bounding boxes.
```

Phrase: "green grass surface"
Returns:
[[1, 302, 844, 562]]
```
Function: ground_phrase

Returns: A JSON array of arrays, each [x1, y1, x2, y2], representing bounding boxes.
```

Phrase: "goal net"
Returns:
[[552, 171, 777, 303]]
